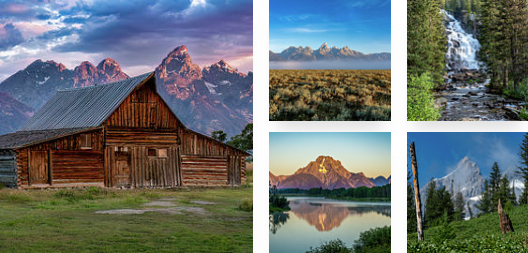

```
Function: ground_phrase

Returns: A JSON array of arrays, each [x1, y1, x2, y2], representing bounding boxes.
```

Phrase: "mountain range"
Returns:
[[269, 43, 391, 62], [419, 156, 525, 219], [0, 45, 252, 136], [269, 155, 391, 190]]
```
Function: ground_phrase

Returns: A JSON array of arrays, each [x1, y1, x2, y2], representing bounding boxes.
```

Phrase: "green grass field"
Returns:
[[0, 172, 253, 252], [408, 204, 528, 252]]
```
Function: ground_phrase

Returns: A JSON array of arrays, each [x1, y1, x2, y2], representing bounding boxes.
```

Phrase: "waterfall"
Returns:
[[442, 10, 481, 71]]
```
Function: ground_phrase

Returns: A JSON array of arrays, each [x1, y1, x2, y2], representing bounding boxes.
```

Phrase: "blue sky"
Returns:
[[407, 132, 525, 185], [0, 0, 252, 82], [270, 132, 391, 178], [269, 0, 391, 53]]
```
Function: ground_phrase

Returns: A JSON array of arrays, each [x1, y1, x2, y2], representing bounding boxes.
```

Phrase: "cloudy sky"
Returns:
[[407, 132, 525, 185], [0, 0, 253, 82], [269, 132, 391, 178], [269, 0, 391, 53]]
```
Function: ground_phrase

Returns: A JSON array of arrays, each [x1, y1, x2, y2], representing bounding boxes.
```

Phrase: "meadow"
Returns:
[[407, 204, 528, 252], [269, 70, 391, 121], [0, 170, 253, 252]]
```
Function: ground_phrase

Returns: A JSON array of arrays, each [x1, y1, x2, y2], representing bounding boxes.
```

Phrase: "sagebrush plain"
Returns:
[[269, 70, 391, 121]]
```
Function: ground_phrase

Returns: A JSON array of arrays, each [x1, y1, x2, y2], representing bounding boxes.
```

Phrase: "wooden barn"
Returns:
[[0, 72, 249, 189]]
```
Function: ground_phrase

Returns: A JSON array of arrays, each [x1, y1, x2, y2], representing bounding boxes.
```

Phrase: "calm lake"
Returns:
[[269, 196, 391, 253]]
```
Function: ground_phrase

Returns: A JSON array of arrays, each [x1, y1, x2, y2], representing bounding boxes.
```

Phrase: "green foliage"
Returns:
[[306, 239, 351, 253], [408, 204, 528, 252], [211, 130, 227, 143], [407, 184, 417, 233], [227, 123, 253, 161], [269, 195, 289, 210], [432, 211, 456, 244], [454, 192, 465, 221], [408, 0, 446, 84], [297, 184, 391, 199], [239, 198, 252, 211], [519, 133, 528, 205], [476, 180, 493, 214], [520, 107, 528, 121], [307, 226, 391, 253], [424, 181, 455, 228], [480, 0, 528, 91], [407, 73, 441, 121], [352, 226, 391, 253]]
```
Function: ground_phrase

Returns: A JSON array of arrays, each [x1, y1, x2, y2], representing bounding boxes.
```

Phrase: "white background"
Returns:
[[252, 0, 528, 252]]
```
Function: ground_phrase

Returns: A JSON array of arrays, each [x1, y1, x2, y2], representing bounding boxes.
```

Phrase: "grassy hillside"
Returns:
[[408, 205, 528, 252], [0, 186, 252, 252]]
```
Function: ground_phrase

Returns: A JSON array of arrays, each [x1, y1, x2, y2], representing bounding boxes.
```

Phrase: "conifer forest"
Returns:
[[408, 0, 528, 121]]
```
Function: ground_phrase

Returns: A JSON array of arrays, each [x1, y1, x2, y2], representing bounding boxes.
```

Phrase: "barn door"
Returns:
[[228, 156, 241, 186], [114, 152, 131, 187], [29, 151, 50, 185]]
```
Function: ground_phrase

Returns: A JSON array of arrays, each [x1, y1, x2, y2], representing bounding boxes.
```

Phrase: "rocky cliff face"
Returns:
[[155, 45, 252, 136], [0, 92, 34, 133], [269, 156, 380, 190], [0, 58, 129, 110], [270, 43, 391, 62], [420, 156, 486, 218]]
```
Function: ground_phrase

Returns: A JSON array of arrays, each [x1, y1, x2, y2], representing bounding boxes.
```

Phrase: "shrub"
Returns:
[[353, 226, 391, 253], [269, 195, 289, 210], [407, 73, 441, 121], [239, 198, 252, 211], [307, 239, 351, 253]]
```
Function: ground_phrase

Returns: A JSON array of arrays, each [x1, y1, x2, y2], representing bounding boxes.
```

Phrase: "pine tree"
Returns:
[[489, 162, 502, 208], [476, 180, 492, 214], [467, 201, 473, 219], [408, 0, 447, 84], [499, 0, 528, 91], [407, 184, 418, 233], [454, 192, 465, 220], [424, 180, 438, 228], [519, 133, 528, 205], [498, 175, 513, 206]]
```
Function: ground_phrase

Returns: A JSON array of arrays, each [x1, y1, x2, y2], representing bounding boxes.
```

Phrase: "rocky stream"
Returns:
[[436, 10, 524, 121]]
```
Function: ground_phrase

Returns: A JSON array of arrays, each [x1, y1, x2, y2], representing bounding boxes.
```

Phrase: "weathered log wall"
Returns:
[[181, 155, 228, 186], [16, 129, 104, 188], [180, 130, 247, 186], [104, 145, 180, 188], [104, 79, 182, 130], [0, 150, 16, 188]]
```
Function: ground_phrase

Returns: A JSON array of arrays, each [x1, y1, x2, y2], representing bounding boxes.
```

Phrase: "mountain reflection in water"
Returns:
[[290, 200, 390, 232], [269, 197, 391, 253]]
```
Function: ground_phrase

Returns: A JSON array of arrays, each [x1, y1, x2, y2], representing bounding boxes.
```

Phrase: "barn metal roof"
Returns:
[[19, 72, 154, 131], [0, 127, 99, 149]]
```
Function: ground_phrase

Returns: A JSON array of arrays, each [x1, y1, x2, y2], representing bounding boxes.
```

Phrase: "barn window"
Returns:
[[148, 148, 156, 157], [158, 149, 167, 158], [80, 133, 92, 149]]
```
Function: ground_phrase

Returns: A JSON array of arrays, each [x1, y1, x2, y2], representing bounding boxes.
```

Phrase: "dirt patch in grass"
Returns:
[[96, 198, 207, 215], [191, 200, 216, 205]]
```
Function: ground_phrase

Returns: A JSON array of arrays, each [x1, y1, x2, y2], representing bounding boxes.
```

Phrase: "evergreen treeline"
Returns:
[[277, 184, 391, 199], [407, 0, 446, 121], [479, 0, 528, 92]]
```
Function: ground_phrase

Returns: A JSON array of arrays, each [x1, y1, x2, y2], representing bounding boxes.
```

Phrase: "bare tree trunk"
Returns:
[[498, 199, 514, 234], [410, 142, 424, 241]]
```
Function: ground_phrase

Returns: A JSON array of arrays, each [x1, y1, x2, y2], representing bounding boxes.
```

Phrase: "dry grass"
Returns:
[[269, 69, 391, 121]]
